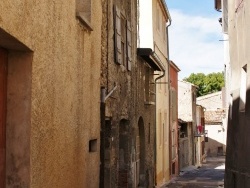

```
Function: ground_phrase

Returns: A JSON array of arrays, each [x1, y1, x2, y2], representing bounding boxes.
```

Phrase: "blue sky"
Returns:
[[166, 0, 218, 16], [165, 0, 224, 79]]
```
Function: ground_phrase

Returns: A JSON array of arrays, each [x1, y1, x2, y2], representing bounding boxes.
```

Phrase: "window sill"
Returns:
[[144, 101, 155, 105], [76, 12, 93, 31]]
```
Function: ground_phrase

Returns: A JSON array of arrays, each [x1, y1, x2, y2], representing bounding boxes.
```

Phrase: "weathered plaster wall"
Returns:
[[152, 0, 168, 61], [153, 0, 171, 185], [225, 0, 250, 187], [155, 66, 170, 187], [178, 81, 197, 167], [169, 62, 180, 177], [197, 91, 223, 110], [178, 81, 194, 122], [0, 0, 102, 187], [205, 124, 226, 157]]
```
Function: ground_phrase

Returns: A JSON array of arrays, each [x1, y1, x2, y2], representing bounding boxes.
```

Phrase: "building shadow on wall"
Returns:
[[205, 137, 226, 157]]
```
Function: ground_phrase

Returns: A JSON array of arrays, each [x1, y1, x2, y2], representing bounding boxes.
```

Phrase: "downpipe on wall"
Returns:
[[100, 84, 117, 188], [166, 19, 172, 177], [154, 56, 166, 186]]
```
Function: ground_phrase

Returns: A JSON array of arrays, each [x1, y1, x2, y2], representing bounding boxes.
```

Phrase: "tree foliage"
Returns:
[[183, 72, 225, 97]]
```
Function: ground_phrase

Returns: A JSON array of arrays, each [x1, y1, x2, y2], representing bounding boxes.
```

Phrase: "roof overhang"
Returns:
[[170, 60, 181, 72], [137, 48, 165, 71], [159, 0, 171, 21]]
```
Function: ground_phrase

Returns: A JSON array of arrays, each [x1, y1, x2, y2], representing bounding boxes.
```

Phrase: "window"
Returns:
[[230, 93, 233, 119], [239, 65, 247, 111], [89, 139, 97, 152], [145, 66, 155, 105], [114, 5, 132, 71], [164, 112, 168, 143], [171, 90, 177, 121], [121, 15, 126, 67], [162, 17, 166, 40], [159, 77, 162, 91], [159, 112, 162, 146], [145, 66, 150, 102], [164, 75, 167, 93], [180, 123, 188, 138], [148, 123, 150, 144], [157, 6, 160, 31], [172, 129, 176, 160], [76, 0, 93, 31]]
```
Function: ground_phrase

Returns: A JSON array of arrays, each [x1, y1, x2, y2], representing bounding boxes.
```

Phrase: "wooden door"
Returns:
[[0, 48, 7, 187]]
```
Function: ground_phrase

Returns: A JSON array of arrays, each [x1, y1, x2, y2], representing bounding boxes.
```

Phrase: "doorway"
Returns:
[[0, 47, 7, 187], [118, 119, 130, 188], [137, 117, 145, 186]]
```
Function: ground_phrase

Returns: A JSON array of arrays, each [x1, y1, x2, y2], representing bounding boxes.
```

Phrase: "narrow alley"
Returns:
[[166, 156, 225, 188]]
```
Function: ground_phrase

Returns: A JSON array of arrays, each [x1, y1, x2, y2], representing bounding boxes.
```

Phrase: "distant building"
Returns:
[[197, 91, 227, 157], [178, 81, 197, 169], [169, 61, 180, 177], [195, 105, 206, 167]]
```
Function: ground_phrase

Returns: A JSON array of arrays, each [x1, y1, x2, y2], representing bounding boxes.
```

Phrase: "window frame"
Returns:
[[76, 0, 93, 31]]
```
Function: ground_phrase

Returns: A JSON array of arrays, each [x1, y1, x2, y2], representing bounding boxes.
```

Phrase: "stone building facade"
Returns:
[[0, 1, 102, 187], [100, 0, 161, 187]]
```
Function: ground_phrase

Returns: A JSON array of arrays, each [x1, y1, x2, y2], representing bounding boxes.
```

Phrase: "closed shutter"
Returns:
[[126, 20, 132, 71], [114, 5, 122, 65], [222, 0, 228, 33], [172, 90, 177, 121]]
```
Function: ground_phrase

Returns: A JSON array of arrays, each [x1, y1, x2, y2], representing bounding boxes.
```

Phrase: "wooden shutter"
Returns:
[[126, 20, 132, 71], [171, 90, 177, 121], [114, 5, 122, 65]]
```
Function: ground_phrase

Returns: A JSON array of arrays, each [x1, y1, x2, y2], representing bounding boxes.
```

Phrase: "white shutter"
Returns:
[[126, 20, 132, 71], [114, 5, 122, 64]]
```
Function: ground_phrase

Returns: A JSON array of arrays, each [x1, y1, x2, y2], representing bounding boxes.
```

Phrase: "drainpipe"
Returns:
[[100, 87, 106, 188], [100, 1, 110, 187], [100, 84, 117, 188], [166, 19, 172, 177]]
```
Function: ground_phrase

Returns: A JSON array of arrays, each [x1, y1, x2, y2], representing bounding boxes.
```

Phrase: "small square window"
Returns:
[[89, 139, 97, 152], [76, 0, 93, 31], [239, 65, 247, 111]]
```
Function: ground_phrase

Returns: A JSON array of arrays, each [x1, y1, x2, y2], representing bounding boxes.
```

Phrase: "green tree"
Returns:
[[183, 72, 225, 97]]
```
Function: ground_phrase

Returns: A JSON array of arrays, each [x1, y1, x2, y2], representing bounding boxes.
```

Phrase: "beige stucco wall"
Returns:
[[154, 0, 170, 185], [0, 0, 102, 187], [152, 0, 168, 62], [205, 124, 226, 156], [178, 81, 195, 122], [225, 1, 250, 187]]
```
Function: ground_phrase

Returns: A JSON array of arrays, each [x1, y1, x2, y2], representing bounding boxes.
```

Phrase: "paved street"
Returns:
[[165, 156, 225, 188]]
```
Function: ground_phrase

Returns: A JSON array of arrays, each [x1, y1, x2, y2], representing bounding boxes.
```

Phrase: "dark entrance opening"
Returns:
[[0, 48, 7, 188], [118, 119, 130, 188], [137, 117, 146, 186]]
